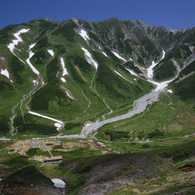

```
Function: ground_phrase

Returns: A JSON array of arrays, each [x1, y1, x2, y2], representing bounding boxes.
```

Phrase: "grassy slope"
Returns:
[[95, 92, 195, 144]]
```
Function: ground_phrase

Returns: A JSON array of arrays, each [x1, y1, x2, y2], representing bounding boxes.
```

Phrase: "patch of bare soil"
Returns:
[[75, 65, 88, 82], [181, 166, 195, 172], [77, 153, 176, 195], [3, 186, 65, 195]]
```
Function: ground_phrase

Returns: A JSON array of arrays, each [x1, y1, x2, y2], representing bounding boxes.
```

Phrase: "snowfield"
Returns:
[[60, 57, 68, 76], [26, 43, 40, 75], [61, 77, 66, 82], [47, 49, 54, 57], [60, 57, 68, 82], [7, 29, 29, 53], [0, 69, 13, 83], [51, 178, 65, 188], [81, 47, 98, 69], [54, 123, 63, 131], [147, 50, 165, 78], [167, 89, 173, 93], [79, 29, 90, 41]]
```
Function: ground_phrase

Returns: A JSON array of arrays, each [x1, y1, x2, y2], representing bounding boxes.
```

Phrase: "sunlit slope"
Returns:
[[0, 17, 195, 136]]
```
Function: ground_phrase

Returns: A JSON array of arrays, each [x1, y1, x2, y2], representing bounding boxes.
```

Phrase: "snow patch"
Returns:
[[147, 50, 165, 78], [79, 29, 90, 41], [33, 80, 38, 86], [61, 77, 66, 82], [65, 91, 74, 100], [0, 69, 13, 83], [111, 51, 126, 61], [26, 43, 40, 75], [81, 47, 98, 69], [7, 29, 29, 53], [29, 43, 36, 50], [167, 89, 173, 93], [60, 57, 68, 76], [47, 49, 54, 57], [54, 123, 62, 131], [51, 178, 65, 188], [102, 52, 108, 57]]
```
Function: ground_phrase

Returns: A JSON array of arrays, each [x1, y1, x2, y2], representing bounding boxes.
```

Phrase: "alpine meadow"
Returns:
[[0, 17, 195, 194]]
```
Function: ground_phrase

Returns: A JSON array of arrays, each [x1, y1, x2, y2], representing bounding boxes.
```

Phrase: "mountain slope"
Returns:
[[0, 17, 195, 137]]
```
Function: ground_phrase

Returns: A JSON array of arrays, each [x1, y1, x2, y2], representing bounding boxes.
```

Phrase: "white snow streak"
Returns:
[[28, 111, 64, 129], [61, 77, 66, 82], [147, 50, 165, 78], [26, 43, 40, 75], [114, 70, 130, 82], [102, 52, 108, 57], [65, 91, 74, 100], [51, 178, 65, 188], [7, 29, 29, 53], [79, 29, 90, 41], [60, 57, 68, 82], [47, 49, 54, 57], [60, 57, 68, 76], [125, 68, 138, 77], [0, 69, 13, 83], [81, 47, 98, 69], [112, 51, 126, 61]]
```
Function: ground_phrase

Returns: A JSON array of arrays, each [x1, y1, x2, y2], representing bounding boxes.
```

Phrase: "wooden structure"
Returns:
[[44, 156, 62, 163]]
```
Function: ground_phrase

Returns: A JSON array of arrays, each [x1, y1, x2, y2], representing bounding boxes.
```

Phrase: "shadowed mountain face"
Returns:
[[0, 17, 195, 137]]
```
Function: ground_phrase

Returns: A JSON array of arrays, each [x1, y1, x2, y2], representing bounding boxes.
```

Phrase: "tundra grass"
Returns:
[[96, 93, 195, 142]]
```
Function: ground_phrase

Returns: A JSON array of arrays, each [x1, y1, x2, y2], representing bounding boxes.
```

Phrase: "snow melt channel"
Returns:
[[81, 47, 98, 70], [7, 29, 29, 63]]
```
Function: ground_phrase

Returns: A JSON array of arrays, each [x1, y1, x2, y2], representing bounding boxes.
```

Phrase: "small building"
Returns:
[[44, 156, 62, 163]]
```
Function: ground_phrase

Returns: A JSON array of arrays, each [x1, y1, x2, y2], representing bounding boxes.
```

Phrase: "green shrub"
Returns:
[[148, 130, 164, 138], [154, 60, 176, 80], [65, 123, 82, 130], [52, 20, 77, 42]]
